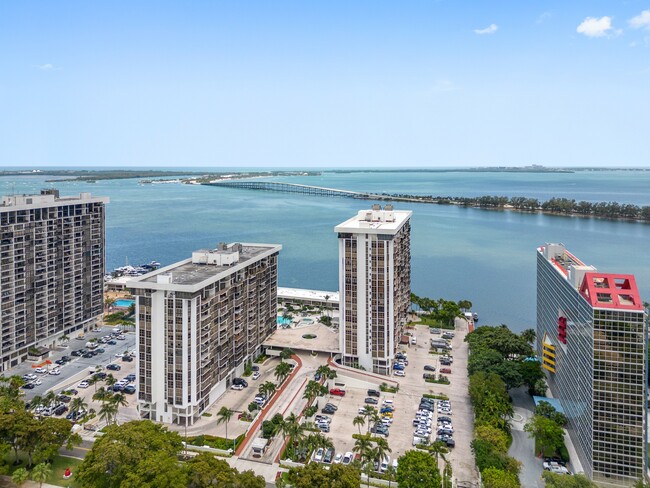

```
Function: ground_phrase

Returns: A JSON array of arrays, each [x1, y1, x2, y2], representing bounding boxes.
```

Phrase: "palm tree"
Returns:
[[259, 381, 276, 400], [70, 397, 88, 415], [353, 415, 366, 435], [30, 462, 52, 488], [93, 387, 110, 406], [373, 437, 392, 473], [43, 391, 57, 408], [99, 402, 117, 425], [274, 361, 291, 384], [385, 465, 397, 488], [521, 328, 536, 346], [281, 413, 304, 460], [30, 395, 44, 412], [429, 440, 448, 467], [110, 392, 129, 424], [279, 348, 295, 362], [323, 295, 330, 317], [105, 374, 117, 388], [353, 434, 373, 461], [316, 365, 330, 380], [216, 406, 234, 449], [302, 380, 322, 405], [88, 374, 100, 393]]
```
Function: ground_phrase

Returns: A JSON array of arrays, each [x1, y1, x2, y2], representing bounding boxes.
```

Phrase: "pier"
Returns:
[[204, 180, 377, 199]]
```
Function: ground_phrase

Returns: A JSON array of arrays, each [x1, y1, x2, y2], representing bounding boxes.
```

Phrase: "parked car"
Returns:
[[57, 394, 71, 403], [330, 388, 346, 396], [318, 423, 330, 433], [367, 389, 380, 397], [49, 369, 61, 375], [324, 447, 334, 464], [423, 365, 436, 371], [393, 363, 405, 370], [71, 350, 81, 357], [231, 384, 244, 391], [324, 403, 338, 410], [121, 355, 133, 362], [440, 368, 452, 374], [107, 340, 117, 345], [364, 397, 379, 405], [34, 367, 48, 373], [252, 372, 261, 380], [233, 378, 248, 387], [107, 364, 121, 371], [21, 383, 35, 390], [333, 453, 343, 464], [322, 406, 336, 414], [126, 374, 136, 381], [394, 370, 405, 377], [429, 328, 441, 334], [314, 448, 324, 462], [78, 380, 90, 389], [53, 404, 68, 416], [342, 452, 354, 465]]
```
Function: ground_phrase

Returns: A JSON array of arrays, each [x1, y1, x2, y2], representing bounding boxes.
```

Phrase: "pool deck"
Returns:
[[263, 321, 340, 354]]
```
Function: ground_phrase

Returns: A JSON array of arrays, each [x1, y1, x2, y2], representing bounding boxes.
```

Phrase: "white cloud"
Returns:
[[629, 10, 650, 30], [474, 24, 498, 35], [576, 16, 613, 38], [536, 12, 552, 24], [34, 63, 62, 71]]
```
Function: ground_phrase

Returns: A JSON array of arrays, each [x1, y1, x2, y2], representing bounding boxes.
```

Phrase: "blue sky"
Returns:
[[1, 1, 649, 167]]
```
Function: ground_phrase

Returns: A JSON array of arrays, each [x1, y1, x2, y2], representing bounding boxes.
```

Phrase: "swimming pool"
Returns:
[[277, 316, 292, 325], [114, 299, 135, 308], [302, 318, 315, 325]]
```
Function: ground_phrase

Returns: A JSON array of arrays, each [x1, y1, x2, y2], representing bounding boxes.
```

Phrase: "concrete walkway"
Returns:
[[509, 386, 544, 488]]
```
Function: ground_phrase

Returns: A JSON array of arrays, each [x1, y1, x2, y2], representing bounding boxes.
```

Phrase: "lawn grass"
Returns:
[[1, 452, 83, 487]]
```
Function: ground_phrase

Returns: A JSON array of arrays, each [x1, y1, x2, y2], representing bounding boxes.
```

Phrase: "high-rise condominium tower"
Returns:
[[128, 242, 281, 425], [335, 205, 411, 374], [0, 190, 108, 371], [537, 243, 647, 487]]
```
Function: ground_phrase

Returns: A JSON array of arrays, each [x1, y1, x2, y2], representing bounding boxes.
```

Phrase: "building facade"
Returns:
[[537, 243, 647, 487], [335, 205, 411, 374], [0, 190, 108, 372], [128, 242, 280, 425]]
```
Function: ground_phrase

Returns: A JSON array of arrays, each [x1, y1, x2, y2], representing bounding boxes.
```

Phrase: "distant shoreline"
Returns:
[[1, 166, 649, 182]]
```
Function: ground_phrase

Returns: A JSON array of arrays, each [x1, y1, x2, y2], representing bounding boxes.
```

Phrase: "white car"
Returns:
[[380, 456, 390, 473], [23, 373, 37, 381], [314, 448, 324, 463], [49, 369, 61, 375], [35, 367, 48, 374], [252, 372, 261, 380], [78, 380, 90, 389], [333, 453, 343, 464], [394, 370, 406, 377], [342, 452, 353, 465], [231, 384, 244, 391], [31, 379, 42, 386]]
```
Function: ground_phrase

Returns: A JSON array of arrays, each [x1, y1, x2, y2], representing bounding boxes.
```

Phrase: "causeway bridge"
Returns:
[[204, 180, 378, 199]]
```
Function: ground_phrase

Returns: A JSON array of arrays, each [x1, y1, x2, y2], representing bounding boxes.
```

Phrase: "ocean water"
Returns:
[[1, 169, 649, 332]]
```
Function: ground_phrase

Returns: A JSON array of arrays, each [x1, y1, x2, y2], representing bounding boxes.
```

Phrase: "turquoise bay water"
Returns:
[[2, 169, 649, 332]]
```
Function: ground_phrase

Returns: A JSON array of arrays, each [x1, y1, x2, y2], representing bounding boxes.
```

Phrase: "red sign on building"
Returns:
[[558, 316, 567, 344]]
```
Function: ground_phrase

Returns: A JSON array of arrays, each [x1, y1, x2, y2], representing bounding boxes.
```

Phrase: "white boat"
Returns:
[[472, 312, 479, 321]]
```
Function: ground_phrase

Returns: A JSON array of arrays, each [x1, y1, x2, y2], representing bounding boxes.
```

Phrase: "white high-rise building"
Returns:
[[335, 205, 411, 374], [0, 189, 108, 372], [128, 242, 281, 425]]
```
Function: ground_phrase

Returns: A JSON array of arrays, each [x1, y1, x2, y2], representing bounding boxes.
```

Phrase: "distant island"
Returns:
[[0, 169, 321, 182]]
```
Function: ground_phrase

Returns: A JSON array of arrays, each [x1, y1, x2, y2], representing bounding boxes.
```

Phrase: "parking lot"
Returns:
[[13, 326, 137, 402], [309, 318, 478, 484]]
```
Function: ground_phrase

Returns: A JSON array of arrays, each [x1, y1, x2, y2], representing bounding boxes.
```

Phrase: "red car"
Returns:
[[440, 368, 452, 374], [330, 388, 346, 396]]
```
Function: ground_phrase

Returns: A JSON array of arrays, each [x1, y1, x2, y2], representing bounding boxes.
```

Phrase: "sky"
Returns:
[[0, 1, 649, 168]]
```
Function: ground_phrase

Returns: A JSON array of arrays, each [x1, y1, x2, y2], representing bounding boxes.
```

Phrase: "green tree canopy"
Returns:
[[524, 414, 565, 456], [76, 420, 184, 488], [542, 471, 597, 487], [396, 450, 442, 488], [286, 461, 360, 488], [481, 467, 520, 488]]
